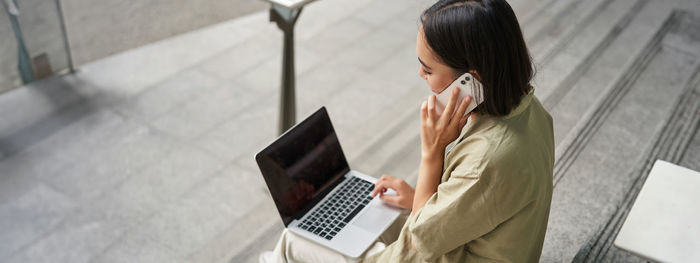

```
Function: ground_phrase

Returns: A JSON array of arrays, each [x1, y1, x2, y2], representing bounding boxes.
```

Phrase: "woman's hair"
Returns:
[[421, 0, 534, 116]]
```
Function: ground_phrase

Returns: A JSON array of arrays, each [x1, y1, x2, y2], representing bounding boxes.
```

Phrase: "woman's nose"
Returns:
[[418, 68, 427, 80]]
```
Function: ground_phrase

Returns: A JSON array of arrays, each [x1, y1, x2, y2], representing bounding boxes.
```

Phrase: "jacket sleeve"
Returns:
[[406, 170, 497, 261]]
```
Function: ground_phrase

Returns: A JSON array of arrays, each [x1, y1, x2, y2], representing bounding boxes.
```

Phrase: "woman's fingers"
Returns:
[[372, 175, 403, 196], [459, 102, 472, 127], [427, 95, 436, 119], [459, 113, 469, 128], [450, 95, 471, 126], [372, 175, 393, 197], [371, 175, 414, 209], [379, 194, 401, 207], [442, 87, 460, 120], [458, 95, 472, 116], [371, 180, 385, 197]]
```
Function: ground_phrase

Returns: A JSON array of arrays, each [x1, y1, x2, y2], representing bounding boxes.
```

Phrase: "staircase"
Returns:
[[228, 0, 700, 262]]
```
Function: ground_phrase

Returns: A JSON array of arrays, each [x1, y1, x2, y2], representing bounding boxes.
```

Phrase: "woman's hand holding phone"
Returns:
[[434, 72, 484, 116], [410, 90, 472, 216], [372, 89, 470, 211], [420, 87, 472, 158]]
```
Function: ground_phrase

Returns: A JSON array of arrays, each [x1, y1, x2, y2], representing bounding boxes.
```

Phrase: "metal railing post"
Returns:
[[269, 4, 303, 135], [55, 0, 75, 73], [3, 0, 34, 84]]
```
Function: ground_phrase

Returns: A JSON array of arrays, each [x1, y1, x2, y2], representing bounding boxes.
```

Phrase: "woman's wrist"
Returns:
[[418, 154, 443, 182], [421, 150, 443, 163], [412, 155, 444, 216]]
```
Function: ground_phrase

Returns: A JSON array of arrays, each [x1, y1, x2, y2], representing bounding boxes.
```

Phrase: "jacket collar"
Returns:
[[449, 85, 535, 150]]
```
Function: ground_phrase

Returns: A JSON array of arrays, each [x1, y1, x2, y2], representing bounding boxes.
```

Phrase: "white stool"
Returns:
[[615, 160, 700, 262]]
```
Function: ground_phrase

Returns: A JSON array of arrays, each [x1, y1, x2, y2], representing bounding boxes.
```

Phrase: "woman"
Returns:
[[262, 0, 554, 262]]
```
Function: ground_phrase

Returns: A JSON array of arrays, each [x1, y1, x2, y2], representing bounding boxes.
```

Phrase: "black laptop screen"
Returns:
[[255, 107, 350, 226]]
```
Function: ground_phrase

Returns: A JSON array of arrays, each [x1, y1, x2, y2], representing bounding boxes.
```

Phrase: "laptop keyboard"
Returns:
[[298, 177, 374, 240]]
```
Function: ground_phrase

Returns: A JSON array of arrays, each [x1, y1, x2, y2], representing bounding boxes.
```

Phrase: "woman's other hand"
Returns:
[[370, 174, 415, 210], [420, 88, 472, 158]]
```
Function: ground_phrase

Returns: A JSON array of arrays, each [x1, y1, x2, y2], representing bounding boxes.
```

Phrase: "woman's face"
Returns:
[[416, 26, 458, 94]]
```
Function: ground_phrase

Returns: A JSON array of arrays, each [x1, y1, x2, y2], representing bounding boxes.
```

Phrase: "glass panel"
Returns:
[[1, 0, 72, 92], [0, 2, 20, 93]]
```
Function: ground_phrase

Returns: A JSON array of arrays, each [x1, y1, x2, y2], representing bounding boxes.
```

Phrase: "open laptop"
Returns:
[[255, 107, 402, 258]]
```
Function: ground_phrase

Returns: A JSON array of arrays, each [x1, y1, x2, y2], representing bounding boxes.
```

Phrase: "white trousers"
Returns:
[[262, 211, 409, 263]]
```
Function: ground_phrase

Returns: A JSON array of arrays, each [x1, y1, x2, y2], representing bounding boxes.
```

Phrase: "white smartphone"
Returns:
[[433, 72, 485, 115]]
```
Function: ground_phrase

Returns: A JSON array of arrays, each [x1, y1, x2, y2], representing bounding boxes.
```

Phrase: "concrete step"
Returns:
[[574, 48, 700, 263], [509, 0, 557, 25], [348, 90, 423, 177], [532, 0, 650, 107], [192, 199, 282, 263], [526, 0, 610, 62], [0, 76, 84, 160], [541, 10, 700, 262], [520, 0, 581, 41], [549, 0, 675, 158], [540, 0, 651, 113]]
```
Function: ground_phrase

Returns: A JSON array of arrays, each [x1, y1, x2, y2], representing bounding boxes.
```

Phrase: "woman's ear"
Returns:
[[469, 69, 483, 82]]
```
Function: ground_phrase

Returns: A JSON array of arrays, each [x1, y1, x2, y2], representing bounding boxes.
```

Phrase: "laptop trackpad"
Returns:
[[352, 204, 394, 234]]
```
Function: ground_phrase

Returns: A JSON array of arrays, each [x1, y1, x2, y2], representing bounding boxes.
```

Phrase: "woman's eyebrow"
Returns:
[[418, 57, 432, 70]]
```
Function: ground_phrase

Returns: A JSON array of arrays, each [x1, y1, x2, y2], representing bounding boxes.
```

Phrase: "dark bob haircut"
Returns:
[[420, 0, 534, 116]]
